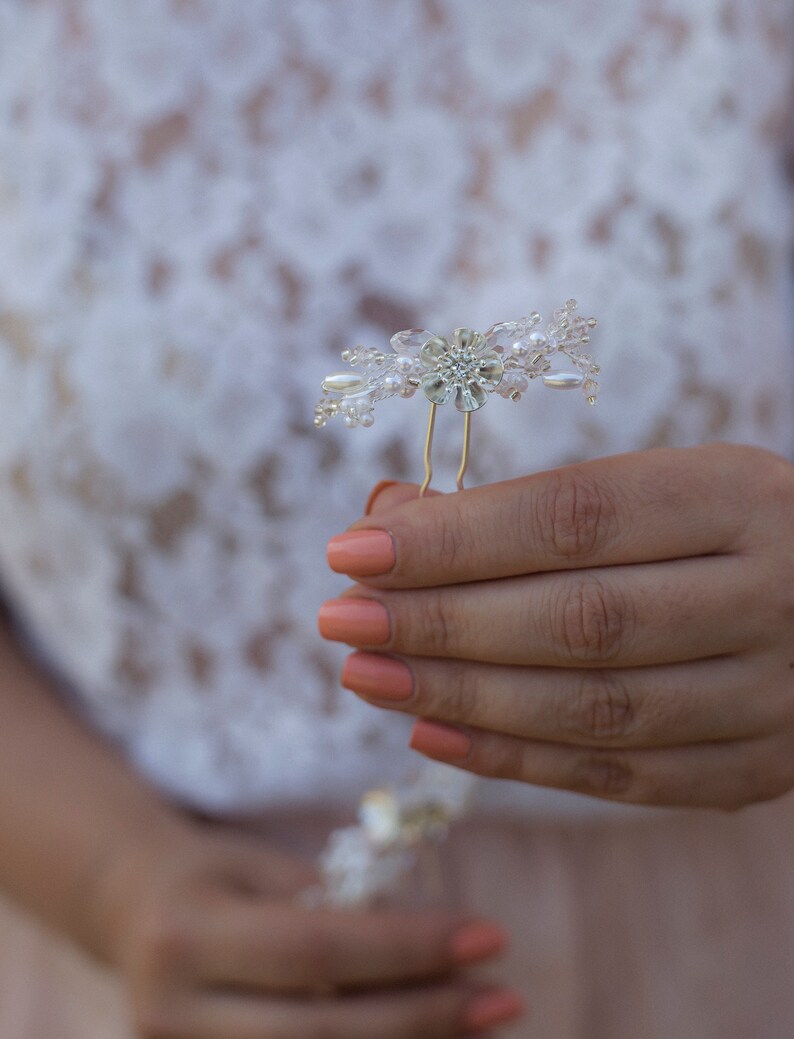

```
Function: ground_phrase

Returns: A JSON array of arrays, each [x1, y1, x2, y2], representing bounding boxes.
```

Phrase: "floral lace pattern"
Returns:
[[0, 0, 792, 815]]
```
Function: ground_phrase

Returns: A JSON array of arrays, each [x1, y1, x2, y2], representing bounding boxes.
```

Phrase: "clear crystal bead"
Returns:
[[483, 321, 521, 353], [389, 328, 435, 356]]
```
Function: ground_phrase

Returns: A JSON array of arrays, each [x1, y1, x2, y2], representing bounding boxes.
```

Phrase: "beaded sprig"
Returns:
[[314, 299, 599, 431]]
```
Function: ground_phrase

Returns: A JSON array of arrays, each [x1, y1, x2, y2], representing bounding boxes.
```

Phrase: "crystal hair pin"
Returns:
[[309, 299, 600, 907], [314, 298, 600, 494]]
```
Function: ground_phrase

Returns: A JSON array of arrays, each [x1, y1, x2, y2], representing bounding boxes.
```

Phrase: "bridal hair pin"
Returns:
[[299, 761, 475, 908], [309, 299, 600, 907], [314, 299, 600, 494]]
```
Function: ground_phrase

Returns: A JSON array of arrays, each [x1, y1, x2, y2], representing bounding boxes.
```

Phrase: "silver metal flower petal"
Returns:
[[420, 370, 456, 405], [455, 380, 489, 412], [451, 327, 486, 352], [419, 335, 450, 366], [477, 353, 504, 387]]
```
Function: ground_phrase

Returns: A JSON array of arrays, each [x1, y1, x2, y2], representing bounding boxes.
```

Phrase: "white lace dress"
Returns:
[[1, 2, 794, 1037]]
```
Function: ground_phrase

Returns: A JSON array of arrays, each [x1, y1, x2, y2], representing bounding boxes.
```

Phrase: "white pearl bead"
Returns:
[[542, 371, 583, 389], [511, 341, 529, 357], [395, 355, 413, 373], [322, 372, 366, 394], [528, 332, 548, 348], [359, 412, 375, 427], [383, 374, 402, 393]]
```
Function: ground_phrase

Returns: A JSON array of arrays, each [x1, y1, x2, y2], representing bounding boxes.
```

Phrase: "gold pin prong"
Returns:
[[456, 410, 471, 491], [419, 402, 437, 498]]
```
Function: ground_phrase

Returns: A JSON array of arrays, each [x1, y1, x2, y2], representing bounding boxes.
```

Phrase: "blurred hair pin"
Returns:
[[314, 299, 599, 493]]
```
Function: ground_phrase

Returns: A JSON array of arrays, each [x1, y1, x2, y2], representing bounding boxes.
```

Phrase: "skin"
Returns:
[[325, 443, 794, 811], [0, 606, 516, 1038]]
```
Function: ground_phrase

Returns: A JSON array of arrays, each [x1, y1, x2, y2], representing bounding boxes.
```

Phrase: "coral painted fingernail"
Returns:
[[450, 921, 508, 965], [365, 479, 399, 515], [341, 652, 413, 701], [409, 719, 472, 760], [326, 529, 395, 576], [317, 598, 390, 644], [463, 990, 525, 1033]]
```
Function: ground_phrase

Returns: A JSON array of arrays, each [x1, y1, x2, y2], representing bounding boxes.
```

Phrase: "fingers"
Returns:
[[342, 653, 781, 748], [193, 905, 507, 992], [407, 722, 794, 810], [141, 982, 524, 1039], [330, 445, 764, 589], [320, 557, 770, 668], [193, 830, 320, 899]]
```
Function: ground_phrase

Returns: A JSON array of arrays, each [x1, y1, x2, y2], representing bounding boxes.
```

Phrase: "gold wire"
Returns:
[[419, 403, 437, 497], [456, 410, 471, 491]]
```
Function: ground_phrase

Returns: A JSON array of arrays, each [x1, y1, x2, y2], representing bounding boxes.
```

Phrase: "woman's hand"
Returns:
[[94, 817, 522, 1038], [320, 443, 794, 811]]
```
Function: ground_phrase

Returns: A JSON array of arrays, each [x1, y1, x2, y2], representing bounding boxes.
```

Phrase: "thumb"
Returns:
[[364, 480, 442, 516]]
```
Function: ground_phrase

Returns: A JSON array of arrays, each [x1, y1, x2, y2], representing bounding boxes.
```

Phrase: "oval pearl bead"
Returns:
[[395, 355, 413, 373], [322, 372, 366, 394], [383, 374, 402, 393], [542, 372, 584, 389]]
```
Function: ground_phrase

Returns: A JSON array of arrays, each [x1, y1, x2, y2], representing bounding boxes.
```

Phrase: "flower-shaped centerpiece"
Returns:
[[419, 327, 504, 412]]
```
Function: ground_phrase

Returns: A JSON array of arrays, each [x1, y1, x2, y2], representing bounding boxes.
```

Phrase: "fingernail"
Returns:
[[326, 529, 395, 576], [409, 719, 472, 760], [365, 479, 399, 515], [341, 652, 413, 700], [464, 990, 525, 1033], [318, 598, 390, 645], [450, 921, 508, 965]]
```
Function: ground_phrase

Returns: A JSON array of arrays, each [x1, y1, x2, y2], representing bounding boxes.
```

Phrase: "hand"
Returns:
[[320, 444, 794, 811], [93, 815, 523, 1038]]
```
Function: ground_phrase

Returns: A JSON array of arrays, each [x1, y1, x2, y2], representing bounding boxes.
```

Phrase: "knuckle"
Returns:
[[434, 499, 465, 573], [535, 469, 617, 562], [563, 671, 636, 741], [411, 591, 456, 656], [554, 576, 629, 663], [437, 660, 481, 726], [571, 750, 634, 798]]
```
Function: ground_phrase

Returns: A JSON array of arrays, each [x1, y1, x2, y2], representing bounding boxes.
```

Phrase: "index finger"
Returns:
[[195, 903, 508, 992], [327, 444, 753, 589]]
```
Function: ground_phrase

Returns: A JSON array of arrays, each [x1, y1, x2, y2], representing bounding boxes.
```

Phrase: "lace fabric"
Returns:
[[0, 0, 791, 815]]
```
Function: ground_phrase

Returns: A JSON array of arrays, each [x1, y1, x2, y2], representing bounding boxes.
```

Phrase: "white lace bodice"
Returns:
[[0, 0, 792, 816]]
